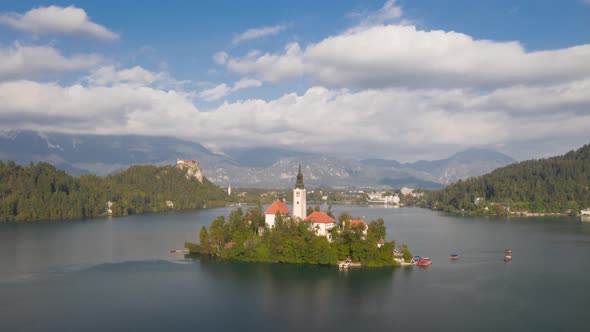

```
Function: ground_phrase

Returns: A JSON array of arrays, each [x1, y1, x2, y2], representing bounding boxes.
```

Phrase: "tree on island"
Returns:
[[186, 207, 401, 267]]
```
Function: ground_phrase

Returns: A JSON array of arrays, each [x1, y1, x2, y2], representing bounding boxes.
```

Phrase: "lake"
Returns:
[[1, 206, 589, 331]]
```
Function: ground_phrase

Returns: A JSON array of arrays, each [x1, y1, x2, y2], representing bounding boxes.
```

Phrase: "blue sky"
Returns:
[[0, 1, 589, 161]]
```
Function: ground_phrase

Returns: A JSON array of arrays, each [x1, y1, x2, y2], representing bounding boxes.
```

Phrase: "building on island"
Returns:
[[304, 211, 336, 242], [264, 199, 290, 228], [263, 165, 337, 242], [348, 219, 368, 238], [292, 164, 307, 220]]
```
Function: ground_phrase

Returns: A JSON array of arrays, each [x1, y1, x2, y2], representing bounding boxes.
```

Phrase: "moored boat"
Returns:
[[449, 254, 460, 260], [504, 255, 512, 262], [416, 257, 432, 267], [504, 249, 512, 254]]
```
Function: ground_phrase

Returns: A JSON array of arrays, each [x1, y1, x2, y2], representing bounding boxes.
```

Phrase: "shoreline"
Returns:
[[183, 249, 402, 268]]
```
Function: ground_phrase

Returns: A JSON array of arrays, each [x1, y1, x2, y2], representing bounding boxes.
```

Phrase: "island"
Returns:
[[186, 165, 413, 267]]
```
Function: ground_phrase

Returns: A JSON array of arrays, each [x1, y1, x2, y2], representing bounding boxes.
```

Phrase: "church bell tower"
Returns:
[[292, 164, 307, 220]]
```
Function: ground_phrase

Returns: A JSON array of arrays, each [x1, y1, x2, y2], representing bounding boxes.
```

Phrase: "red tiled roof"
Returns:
[[264, 200, 290, 215], [303, 211, 335, 224], [349, 219, 368, 227]]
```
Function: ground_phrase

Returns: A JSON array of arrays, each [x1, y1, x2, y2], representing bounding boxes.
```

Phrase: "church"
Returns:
[[264, 164, 336, 241]]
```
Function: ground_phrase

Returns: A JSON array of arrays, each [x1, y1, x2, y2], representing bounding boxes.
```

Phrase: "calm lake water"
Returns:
[[1, 206, 590, 331]]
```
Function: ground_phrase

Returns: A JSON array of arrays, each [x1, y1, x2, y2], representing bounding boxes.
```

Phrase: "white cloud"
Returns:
[[233, 77, 262, 90], [0, 6, 119, 41], [225, 24, 590, 89], [85, 66, 161, 86], [232, 25, 286, 44], [0, 43, 101, 81], [0, 80, 201, 138], [304, 25, 590, 88], [213, 51, 228, 65], [198, 83, 231, 102], [198, 77, 262, 102], [355, 0, 403, 27], [227, 43, 304, 82]]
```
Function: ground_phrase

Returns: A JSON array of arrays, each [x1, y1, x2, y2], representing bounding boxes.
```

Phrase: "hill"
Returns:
[[0, 160, 226, 222], [432, 144, 590, 215]]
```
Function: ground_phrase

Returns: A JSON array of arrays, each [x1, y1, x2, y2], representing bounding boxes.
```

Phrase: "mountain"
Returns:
[[0, 129, 232, 175], [361, 148, 517, 185], [0, 130, 516, 189], [433, 143, 590, 215], [225, 147, 316, 168]]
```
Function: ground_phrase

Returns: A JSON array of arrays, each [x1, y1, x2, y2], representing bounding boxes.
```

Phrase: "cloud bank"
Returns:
[[227, 25, 590, 89]]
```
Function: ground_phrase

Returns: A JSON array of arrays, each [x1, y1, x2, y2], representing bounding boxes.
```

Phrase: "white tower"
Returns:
[[227, 183, 231, 196], [292, 164, 307, 220]]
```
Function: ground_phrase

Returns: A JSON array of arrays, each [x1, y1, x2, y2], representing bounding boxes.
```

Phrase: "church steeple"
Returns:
[[295, 164, 304, 189], [292, 164, 306, 220]]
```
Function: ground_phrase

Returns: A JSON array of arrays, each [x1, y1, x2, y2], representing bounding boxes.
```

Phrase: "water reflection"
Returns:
[[192, 257, 397, 328]]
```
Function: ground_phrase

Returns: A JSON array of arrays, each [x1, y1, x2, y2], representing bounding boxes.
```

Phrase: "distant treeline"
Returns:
[[0, 161, 226, 222], [431, 143, 590, 215]]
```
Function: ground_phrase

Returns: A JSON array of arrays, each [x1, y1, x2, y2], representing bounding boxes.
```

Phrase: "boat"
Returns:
[[504, 255, 512, 262], [449, 254, 460, 260], [504, 249, 512, 254], [416, 257, 432, 267], [170, 249, 189, 253]]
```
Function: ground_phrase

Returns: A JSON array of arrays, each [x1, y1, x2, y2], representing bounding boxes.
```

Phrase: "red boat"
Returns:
[[416, 257, 432, 267]]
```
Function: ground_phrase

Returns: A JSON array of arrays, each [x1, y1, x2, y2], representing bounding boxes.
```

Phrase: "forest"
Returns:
[[186, 205, 409, 266], [431, 143, 590, 215], [0, 161, 227, 222]]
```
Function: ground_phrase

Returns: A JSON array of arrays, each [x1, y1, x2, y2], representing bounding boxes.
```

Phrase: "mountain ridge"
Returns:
[[0, 130, 516, 189]]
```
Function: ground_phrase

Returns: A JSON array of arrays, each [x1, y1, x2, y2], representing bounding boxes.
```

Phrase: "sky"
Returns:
[[0, 0, 589, 162]]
